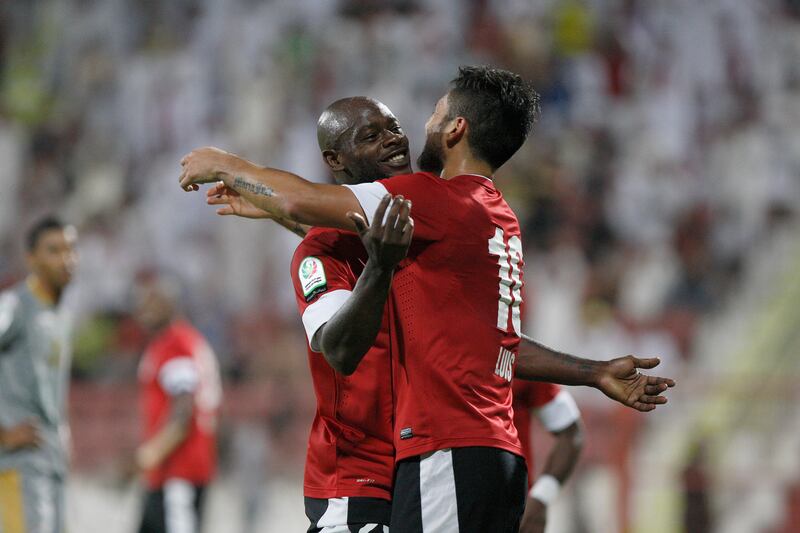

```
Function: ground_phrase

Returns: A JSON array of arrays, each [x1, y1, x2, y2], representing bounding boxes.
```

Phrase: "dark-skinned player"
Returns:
[[212, 97, 414, 532]]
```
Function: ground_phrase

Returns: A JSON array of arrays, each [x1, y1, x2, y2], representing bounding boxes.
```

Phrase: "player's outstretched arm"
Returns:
[[179, 147, 363, 230], [515, 335, 676, 412], [206, 182, 310, 238], [317, 195, 413, 375]]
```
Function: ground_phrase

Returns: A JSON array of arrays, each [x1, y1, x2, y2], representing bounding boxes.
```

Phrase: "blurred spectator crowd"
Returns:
[[1, 0, 799, 501]]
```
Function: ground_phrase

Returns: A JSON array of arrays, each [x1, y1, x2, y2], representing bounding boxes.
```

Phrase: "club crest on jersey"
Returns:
[[299, 256, 327, 301]]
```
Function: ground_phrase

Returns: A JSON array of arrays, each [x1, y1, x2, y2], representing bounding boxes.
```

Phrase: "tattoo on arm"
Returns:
[[290, 223, 307, 238], [518, 334, 601, 385], [233, 176, 275, 197]]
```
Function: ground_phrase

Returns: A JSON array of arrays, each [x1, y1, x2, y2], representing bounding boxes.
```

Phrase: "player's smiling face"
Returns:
[[335, 103, 412, 184]]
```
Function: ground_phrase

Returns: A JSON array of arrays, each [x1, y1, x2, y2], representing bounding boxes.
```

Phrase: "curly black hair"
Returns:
[[446, 65, 540, 170]]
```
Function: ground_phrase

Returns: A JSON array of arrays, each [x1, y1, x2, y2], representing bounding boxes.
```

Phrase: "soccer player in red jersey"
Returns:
[[179, 66, 675, 531], [285, 97, 412, 532], [135, 273, 222, 533], [202, 99, 412, 532], [513, 381, 583, 533]]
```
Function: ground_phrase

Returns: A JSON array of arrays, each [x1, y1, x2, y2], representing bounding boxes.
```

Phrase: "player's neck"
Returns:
[[439, 152, 493, 181], [26, 274, 60, 307]]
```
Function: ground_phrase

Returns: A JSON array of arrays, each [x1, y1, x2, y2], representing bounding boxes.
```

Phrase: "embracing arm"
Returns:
[[318, 196, 413, 375], [318, 262, 393, 375], [204, 182, 309, 237], [180, 147, 362, 230], [515, 335, 676, 412]]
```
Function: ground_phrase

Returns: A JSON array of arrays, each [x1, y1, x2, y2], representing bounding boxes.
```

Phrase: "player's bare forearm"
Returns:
[[543, 421, 584, 483], [318, 196, 412, 375], [136, 394, 193, 471], [516, 335, 675, 412], [515, 335, 604, 386], [0, 420, 41, 450], [274, 216, 310, 238], [180, 147, 362, 230], [318, 261, 393, 375]]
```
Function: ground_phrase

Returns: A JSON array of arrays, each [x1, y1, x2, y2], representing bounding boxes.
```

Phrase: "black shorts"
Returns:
[[305, 496, 391, 532], [390, 447, 527, 533], [138, 479, 207, 533]]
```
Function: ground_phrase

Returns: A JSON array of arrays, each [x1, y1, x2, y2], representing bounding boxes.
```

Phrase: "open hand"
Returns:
[[206, 182, 272, 218], [0, 419, 41, 450], [348, 195, 413, 271], [179, 146, 235, 192], [596, 356, 676, 412]]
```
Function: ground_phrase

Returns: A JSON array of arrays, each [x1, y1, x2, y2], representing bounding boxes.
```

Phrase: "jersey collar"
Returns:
[[26, 275, 57, 308]]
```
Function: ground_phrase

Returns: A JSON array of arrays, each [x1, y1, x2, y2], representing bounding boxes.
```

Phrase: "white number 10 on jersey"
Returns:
[[488, 227, 523, 335]]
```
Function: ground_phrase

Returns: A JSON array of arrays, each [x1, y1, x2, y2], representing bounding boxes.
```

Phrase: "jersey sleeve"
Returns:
[[535, 389, 581, 433], [0, 291, 22, 350], [291, 239, 356, 352], [158, 356, 200, 396], [530, 382, 561, 408], [344, 173, 446, 241]]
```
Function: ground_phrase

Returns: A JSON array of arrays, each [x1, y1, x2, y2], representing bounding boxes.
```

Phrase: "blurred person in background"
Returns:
[[134, 272, 222, 533], [513, 381, 583, 533], [0, 216, 77, 533]]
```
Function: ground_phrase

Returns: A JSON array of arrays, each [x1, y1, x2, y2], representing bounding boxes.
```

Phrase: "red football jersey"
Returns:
[[290, 227, 395, 500], [138, 320, 222, 488], [512, 380, 561, 484], [346, 172, 525, 461]]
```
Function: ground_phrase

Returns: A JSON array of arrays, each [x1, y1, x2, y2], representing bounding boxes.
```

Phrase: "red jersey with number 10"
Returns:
[[347, 172, 525, 461]]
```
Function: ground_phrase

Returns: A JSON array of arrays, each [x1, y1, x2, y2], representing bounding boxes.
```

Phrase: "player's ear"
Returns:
[[322, 150, 346, 172], [445, 117, 467, 148]]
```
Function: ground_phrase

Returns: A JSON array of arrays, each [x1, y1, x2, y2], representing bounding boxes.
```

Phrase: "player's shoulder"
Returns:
[[0, 285, 23, 337], [152, 320, 202, 356], [0, 284, 22, 309], [292, 228, 360, 265], [379, 171, 441, 191], [0, 282, 32, 318]]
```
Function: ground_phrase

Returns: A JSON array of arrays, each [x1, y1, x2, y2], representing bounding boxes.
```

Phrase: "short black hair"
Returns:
[[26, 216, 66, 251], [446, 65, 540, 170]]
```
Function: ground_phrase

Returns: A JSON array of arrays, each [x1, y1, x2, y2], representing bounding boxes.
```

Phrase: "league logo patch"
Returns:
[[299, 257, 327, 301]]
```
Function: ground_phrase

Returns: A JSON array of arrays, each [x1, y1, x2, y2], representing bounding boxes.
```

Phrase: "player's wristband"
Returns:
[[530, 474, 561, 506]]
